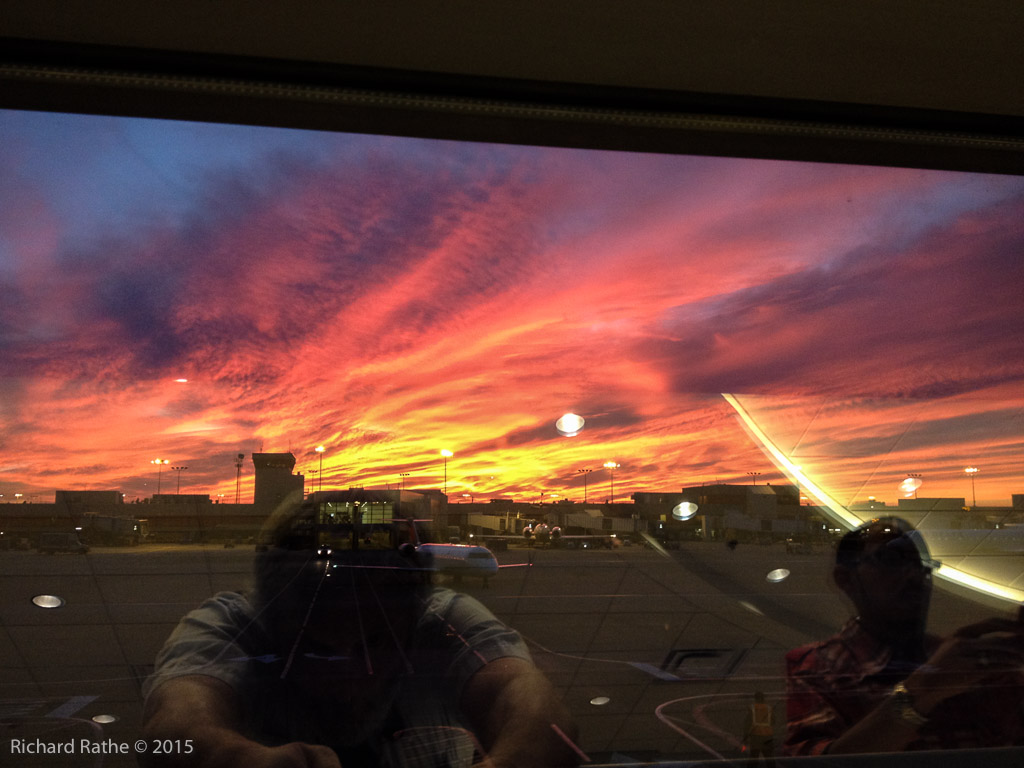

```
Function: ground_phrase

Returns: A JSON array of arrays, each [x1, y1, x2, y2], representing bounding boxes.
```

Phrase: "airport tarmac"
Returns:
[[462, 541, 1003, 762], [0, 541, 1014, 765]]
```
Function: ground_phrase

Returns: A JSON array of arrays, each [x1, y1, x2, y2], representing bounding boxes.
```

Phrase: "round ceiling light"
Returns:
[[555, 413, 585, 437], [672, 501, 698, 520], [899, 477, 923, 495], [31, 595, 65, 608]]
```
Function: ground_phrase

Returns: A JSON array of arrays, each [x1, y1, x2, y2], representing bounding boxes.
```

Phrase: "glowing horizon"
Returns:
[[1, 109, 1022, 507]]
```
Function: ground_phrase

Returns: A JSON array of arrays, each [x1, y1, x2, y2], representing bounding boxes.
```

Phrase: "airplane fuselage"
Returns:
[[417, 543, 500, 579]]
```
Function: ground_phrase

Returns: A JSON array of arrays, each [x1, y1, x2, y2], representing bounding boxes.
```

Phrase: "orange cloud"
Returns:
[[2, 115, 1022, 507]]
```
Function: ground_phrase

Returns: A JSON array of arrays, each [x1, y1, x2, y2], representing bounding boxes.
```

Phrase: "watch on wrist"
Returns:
[[890, 682, 929, 727]]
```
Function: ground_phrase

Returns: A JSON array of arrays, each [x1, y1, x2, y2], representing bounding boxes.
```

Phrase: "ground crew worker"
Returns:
[[743, 691, 775, 766]]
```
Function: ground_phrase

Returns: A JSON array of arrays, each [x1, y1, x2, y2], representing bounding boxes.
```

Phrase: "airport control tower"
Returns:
[[252, 452, 305, 512]]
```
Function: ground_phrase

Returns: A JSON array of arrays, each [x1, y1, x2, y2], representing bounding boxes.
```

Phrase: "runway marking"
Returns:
[[654, 703, 727, 761]]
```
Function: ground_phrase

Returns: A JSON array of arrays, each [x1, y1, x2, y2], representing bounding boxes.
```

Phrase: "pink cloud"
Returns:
[[2, 130, 1022, 506]]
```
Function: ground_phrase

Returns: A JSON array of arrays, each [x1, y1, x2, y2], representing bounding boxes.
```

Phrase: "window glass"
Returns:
[[1, 107, 1022, 767]]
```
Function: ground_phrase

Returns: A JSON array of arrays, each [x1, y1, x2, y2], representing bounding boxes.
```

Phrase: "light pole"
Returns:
[[965, 467, 979, 507], [747, 472, 761, 484], [577, 468, 592, 502], [903, 473, 922, 499], [399, 472, 410, 490], [151, 459, 169, 495], [440, 450, 453, 496], [172, 466, 188, 494], [603, 461, 620, 503], [315, 445, 326, 492], [234, 454, 245, 503]]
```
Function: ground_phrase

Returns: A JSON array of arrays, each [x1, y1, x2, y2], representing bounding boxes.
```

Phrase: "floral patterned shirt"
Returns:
[[785, 617, 1024, 755]]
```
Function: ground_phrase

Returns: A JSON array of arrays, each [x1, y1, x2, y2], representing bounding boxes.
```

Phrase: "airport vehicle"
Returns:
[[37, 532, 90, 554], [785, 536, 812, 554], [82, 513, 150, 546], [2, 507, 149, 548]]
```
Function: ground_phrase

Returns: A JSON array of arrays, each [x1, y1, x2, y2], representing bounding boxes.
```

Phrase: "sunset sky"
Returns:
[[1, 108, 1022, 507]]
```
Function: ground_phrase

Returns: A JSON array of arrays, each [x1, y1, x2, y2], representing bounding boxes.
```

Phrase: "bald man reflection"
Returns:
[[784, 517, 1024, 755], [143, 502, 580, 768]]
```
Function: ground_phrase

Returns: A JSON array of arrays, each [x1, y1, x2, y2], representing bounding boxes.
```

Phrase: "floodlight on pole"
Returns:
[[603, 462, 620, 503], [901, 473, 923, 499], [577, 468, 593, 502], [171, 466, 188, 494], [234, 454, 245, 504], [965, 467, 979, 507], [150, 459, 169, 495], [440, 450, 453, 496], [315, 445, 326, 492]]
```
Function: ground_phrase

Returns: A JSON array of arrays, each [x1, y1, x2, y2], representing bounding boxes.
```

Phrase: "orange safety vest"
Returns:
[[749, 702, 773, 737]]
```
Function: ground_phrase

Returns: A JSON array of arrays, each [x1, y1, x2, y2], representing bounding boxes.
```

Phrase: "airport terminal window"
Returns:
[[0, 104, 1022, 768], [320, 502, 354, 524]]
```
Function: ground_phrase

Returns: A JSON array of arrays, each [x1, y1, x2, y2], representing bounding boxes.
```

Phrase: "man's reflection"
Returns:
[[142, 497, 581, 767], [784, 516, 1024, 755]]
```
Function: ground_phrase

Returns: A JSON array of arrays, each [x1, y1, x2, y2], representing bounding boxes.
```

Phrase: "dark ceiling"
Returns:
[[3, 1, 1024, 174]]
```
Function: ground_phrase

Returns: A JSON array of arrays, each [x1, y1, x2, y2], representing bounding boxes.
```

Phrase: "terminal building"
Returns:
[[3, 456, 1022, 551]]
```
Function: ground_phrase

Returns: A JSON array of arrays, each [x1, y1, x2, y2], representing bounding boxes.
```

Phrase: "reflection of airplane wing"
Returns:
[[724, 393, 1024, 604]]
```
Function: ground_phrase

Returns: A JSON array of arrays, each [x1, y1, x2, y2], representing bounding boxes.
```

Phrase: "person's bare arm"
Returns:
[[461, 657, 582, 768], [143, 675, 341, 768], [826, 617, 1024, 754]]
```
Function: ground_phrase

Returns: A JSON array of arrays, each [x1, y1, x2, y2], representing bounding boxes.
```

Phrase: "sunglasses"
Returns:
[[856, 539, 938, 573]]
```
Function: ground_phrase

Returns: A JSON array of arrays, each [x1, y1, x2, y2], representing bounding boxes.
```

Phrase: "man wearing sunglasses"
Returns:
[[784, 517, 1024, 755]]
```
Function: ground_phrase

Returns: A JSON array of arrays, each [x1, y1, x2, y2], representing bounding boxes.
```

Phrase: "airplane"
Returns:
[[416, 542, 500, 583], [315, 534, 503, 585], [399, 517, 512, 585], [517, 522, 619, 549]]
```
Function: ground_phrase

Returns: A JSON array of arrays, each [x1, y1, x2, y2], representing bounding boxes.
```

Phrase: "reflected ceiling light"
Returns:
[[555, 413, 585, 437], [92, 714, 119, 724], [672, 501, 698, 521], [899, 476, 923, 494], [766, 568, 791, 583], [589, 696, 611, 706], [739, 600, 765, 616], [32, 594, 65, 608]]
